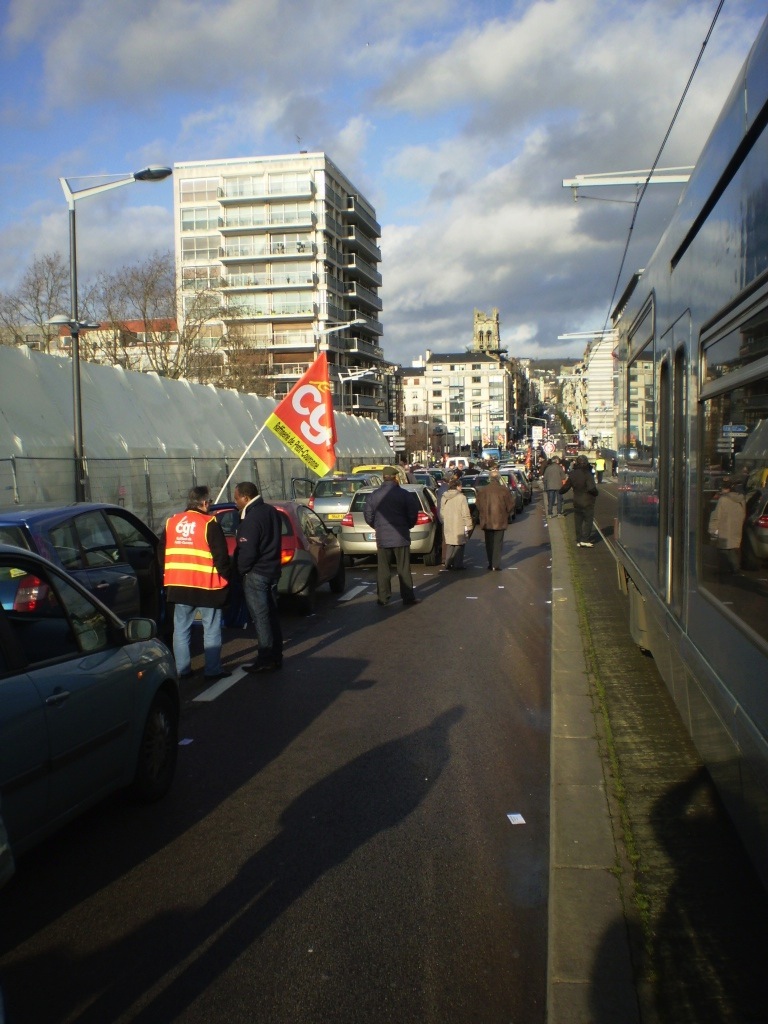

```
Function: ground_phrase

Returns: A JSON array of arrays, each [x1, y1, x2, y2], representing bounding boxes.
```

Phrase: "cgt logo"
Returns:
[[292, 380, 333, 446], [174, 515, 197, 539]]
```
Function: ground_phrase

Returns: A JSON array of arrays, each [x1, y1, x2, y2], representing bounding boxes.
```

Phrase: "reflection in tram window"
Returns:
[[700, 376, 768, 642]]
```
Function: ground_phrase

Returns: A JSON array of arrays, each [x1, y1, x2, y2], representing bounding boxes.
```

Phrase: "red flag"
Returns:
[[266, 352, 337, 476]]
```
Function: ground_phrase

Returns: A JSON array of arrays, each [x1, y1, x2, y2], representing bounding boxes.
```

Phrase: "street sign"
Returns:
[[722, 424, 747, 434], [542, 440, 556, 455]]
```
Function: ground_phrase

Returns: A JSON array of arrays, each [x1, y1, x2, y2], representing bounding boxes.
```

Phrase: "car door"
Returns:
[[104, 509, 161, 621], [0, 600, 48, 849], [8, 560, 135, 823], [291, 477, 315, 500], [59, 509, 139, 619], [297, 506, 339, 583]]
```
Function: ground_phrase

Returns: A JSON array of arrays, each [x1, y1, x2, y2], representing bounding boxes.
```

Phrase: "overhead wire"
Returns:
[[600, 0, 727, 333]]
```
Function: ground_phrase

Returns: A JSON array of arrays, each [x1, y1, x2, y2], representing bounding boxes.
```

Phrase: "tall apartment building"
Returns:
[[173, 152, 385, 416]]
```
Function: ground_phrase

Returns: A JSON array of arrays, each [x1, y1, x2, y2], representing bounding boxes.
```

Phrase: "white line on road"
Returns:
[[337, 585, 369, 602], [194, 669, 246, 702]]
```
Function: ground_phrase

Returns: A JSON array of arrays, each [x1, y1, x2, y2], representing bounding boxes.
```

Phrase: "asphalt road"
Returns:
[[0, 497, 553, 1024]]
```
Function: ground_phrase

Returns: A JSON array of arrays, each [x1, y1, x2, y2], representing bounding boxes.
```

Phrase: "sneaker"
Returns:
[[581, 541, 594, 548]]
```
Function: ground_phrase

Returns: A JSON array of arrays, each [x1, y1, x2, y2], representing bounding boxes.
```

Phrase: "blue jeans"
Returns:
[[172, 604, 223, 677], [242, 572, 283, 664], [547, 489, 563, 515]]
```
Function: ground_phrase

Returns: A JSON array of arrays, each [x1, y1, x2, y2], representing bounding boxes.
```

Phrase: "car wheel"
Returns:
[[130, 690, 178, 802], [343, 553, 355, 567], [329, 557, 346, 593], [296, 573, 317, 615]]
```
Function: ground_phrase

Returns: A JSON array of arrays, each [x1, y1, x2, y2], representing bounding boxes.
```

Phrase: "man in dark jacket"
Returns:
[[363, 465, 420, 606], [234, 480, 284, 672], [161, 485, 231, 680], [475, 468, 514, 570], [560, 455, 599, 547]]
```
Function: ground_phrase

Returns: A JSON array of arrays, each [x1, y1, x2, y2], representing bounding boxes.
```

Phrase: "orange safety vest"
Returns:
[[163, 511, 227, 592]]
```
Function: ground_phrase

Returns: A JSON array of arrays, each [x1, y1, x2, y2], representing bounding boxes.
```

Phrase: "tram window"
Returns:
[[625, 341, 655, 463], [703, 308, 768, 383], [700, 376, 768, 643]]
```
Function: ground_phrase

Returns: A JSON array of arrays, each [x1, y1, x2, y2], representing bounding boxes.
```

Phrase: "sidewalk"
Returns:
[[546, 510, 640, 1023]]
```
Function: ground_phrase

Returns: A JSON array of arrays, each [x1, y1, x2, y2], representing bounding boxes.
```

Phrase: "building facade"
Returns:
[[173, 152, 385, 417]]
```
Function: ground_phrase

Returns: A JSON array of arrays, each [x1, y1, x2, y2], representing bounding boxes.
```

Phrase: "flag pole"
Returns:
[[214, 422, 268, 503]]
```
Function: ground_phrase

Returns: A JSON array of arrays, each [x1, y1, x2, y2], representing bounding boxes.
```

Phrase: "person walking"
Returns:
[[594, 451, 606, 483], [161, 485, 231, 681], [363, 465, 420, 605], [234, 480, 284, 672], [543, 456, 565, 517], [475, 467, 514, 570], [708, 477, 746, 575], [441, 478, 473, 570], [560, 455, 599, 547]]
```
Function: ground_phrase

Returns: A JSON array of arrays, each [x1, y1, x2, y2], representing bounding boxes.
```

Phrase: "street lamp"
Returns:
[[337, 367, 375, 413], [315, 318, 366, 354], [57, 165, 172, 500]]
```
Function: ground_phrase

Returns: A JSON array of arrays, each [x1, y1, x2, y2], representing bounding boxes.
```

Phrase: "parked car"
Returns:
[[339, 484, 442, 565], [412, 471, 438, 490], [508, 468, 533, 504], [461, 485, 480, 525], [470, 474, 519, 520], [0, 503, 161, 623], [291, 474, 380, 532], [350, 464, 409, 483], [0, 544, 179, 858], [211, 500, 345, 615]]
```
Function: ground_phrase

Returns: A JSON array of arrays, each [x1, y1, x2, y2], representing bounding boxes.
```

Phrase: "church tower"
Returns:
[[473, 308, 501, 354]]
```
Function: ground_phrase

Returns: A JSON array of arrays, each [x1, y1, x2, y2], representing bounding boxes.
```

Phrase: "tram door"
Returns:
[[657, 327, 688, 617]]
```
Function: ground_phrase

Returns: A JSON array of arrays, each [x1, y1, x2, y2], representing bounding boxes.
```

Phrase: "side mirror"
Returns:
[[124, 618, 157, 642]]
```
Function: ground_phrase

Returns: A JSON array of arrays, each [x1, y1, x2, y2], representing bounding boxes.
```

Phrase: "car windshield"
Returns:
[[350, 491, 372, 512], [313, 480, 363, 498]]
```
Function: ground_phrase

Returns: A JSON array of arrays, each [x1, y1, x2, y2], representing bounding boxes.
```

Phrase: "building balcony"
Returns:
[[346, 282, 382, 313], [345, 254, 382, 287], [218, 181, 315, 203], [222, 271, 316, 290], [219, 212, 316, 234], [345, 228, 381, 263], [220, 240, 314, 262], [350, 310, 383, 337], [224, 301, 317, 322], [347, 335, 384, 360], [344, 197, 381, 237]]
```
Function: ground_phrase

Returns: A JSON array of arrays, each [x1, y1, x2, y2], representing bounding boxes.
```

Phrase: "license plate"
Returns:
[[327, 513, 343, 520], [365, 532, 376, 541]]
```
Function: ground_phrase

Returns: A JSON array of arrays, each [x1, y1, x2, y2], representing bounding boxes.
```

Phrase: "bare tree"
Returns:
[[82, 251, 227, 381], [219, 323, 275, 396], [0, 253, 69, 352]]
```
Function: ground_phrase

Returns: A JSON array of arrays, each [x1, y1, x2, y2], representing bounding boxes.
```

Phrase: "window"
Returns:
[[181, 207, 219, 232], [182, 236, 220, 261], [179, 178, 218, 202]]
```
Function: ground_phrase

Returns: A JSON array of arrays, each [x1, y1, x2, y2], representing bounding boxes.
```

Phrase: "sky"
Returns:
[[0, 0, 765, 369]]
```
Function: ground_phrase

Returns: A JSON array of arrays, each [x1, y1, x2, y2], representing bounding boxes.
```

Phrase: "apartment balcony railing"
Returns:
[[225, 301, 316, 321], [346, 282, 382, 313], [345, 254, 382, 287], [345, 228, 381, 263], [344, 197, 381, 237], [347, 336, 384, 360], [350, 310, 383, 336], [218, 180, 315, 203], [220, 240, 314, 262], [219, 211, 315, 234], [222, 271, 315, 290]]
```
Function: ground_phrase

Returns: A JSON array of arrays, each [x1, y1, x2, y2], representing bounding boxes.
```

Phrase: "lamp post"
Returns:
[[314, 318, 366, 354], [58, 165, 172, 500]]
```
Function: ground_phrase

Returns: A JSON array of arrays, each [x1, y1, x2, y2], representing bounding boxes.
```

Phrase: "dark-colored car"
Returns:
[[0, 544, 179, 858], [744, 487, 768, 566], [211, 500, 345, 615], [470, 474, 519, 521], [0, 504, 161, 623]]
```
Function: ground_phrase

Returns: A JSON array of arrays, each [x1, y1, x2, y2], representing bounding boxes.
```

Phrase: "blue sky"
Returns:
[[0, 0, 765, 367]]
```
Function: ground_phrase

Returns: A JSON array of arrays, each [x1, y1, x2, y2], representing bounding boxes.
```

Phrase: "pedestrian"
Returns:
[[363, 465, 420, 605], [441, 478, 473, 570], [594, 450, 606, 483], [612, 456, 618, 478], [559, 455, 599, 547], [161, 485, 231, 681], [542, 456, 565, 517], [399, 459, 416, 483], [708, 477, 746, 575], [234, 480, 284, 673], [475, 466, 514, 570]]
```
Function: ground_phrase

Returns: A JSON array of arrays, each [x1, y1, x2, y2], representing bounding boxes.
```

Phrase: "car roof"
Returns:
[[0, 502, 131, 526]]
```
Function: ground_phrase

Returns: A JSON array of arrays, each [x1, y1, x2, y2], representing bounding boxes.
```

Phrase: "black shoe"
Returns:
[[248, 661, 280, 674], [203, 670, 231, 681]]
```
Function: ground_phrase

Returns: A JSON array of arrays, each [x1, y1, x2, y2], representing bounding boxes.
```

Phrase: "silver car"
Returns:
[[292, 474, 381, 533], [339, 484, 442, 565]]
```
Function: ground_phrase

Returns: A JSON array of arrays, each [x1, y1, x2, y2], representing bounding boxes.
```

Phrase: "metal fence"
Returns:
[[0, 452, 377, 533]]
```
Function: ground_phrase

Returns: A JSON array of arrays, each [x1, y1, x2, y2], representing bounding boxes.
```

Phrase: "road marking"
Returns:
[[194, 669, 246, 702], [338, 585, 368, 602]]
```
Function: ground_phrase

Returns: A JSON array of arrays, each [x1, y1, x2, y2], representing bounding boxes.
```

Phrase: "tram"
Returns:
[[613, 14, 768, 886]]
